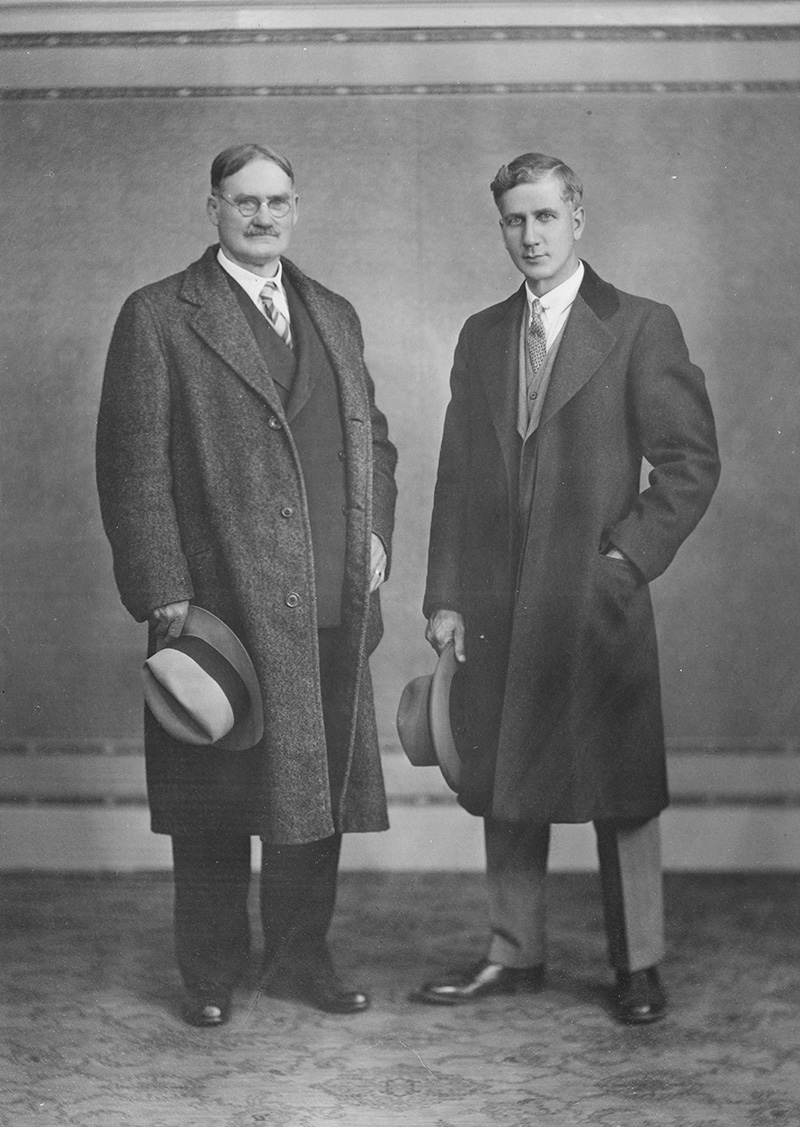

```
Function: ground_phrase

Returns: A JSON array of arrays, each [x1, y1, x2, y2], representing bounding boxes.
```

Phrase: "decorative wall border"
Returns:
[[3, 80, 799, 99], [2, 25, 799, 47]]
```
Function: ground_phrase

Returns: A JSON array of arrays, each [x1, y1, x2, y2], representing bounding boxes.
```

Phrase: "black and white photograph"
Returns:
[[1, 2, 799, 1124]]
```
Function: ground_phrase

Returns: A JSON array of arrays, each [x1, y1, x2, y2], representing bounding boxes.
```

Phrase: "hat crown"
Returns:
[[142, 607, 264, 752]]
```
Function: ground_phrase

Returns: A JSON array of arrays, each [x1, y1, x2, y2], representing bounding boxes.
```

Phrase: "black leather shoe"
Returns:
[[262, 957, 370, 1014], [614, 967, 667, 1025], [301, 964, 371, 1014], [182, 994, 232, 1027], [410, 957, 545, 1006]]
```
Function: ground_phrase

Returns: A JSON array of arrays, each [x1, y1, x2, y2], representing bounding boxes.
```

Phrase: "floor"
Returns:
[[2, 871, 800, 1127]]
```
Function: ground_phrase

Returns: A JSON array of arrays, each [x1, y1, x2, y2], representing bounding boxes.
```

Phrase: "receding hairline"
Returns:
[[210, 143, 295, 192]]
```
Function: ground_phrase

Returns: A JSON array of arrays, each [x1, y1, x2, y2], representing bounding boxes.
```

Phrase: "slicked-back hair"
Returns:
[[490, 152, 583, 209], [210, 143, 295, 191]]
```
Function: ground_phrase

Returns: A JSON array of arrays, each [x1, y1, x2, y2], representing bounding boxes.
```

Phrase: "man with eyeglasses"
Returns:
[[96, 143, 397, 1027], [411, 152, 720, 1024]]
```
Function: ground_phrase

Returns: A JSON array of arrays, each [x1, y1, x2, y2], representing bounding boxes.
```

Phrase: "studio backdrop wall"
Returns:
[[1, 1, 799, 868]]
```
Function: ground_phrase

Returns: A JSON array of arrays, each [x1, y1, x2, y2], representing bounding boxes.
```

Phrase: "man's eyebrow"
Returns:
[[234, 191, 291, 200]]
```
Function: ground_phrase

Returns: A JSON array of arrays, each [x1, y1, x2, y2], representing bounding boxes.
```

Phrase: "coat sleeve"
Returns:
[[607, 302, 721, 582], [423, 320, 473, 618], [335, 300, 398, 576], [370, 403, 398, 576], [95, 290, 194, 622], [362, 329, 398, 577]]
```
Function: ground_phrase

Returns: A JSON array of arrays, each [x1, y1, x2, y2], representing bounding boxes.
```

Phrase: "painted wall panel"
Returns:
[[1, 90, 798, 763]]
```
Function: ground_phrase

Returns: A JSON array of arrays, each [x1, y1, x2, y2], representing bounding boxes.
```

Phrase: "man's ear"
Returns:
[[573, 206, 586, 241], [206, 195, 220, 228]]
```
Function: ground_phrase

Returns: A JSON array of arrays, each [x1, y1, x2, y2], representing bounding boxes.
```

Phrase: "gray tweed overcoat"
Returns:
[[424, 264, 720, 824], [97, 247, 398, 843]]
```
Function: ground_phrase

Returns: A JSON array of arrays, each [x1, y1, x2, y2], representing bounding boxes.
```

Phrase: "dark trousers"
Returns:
[[171, 629, 344, 999], [172, 832, 342, 998]]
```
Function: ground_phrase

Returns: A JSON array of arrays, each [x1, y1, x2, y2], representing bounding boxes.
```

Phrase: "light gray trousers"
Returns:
[[485, 816, 665, 972]]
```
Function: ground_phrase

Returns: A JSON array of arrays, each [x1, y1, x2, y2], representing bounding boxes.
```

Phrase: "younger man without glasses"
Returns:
[[413, 152, 719, 1024]]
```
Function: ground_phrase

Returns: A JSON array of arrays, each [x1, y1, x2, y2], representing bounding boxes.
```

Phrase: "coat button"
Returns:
[[280, 506, 294, 518], [268, 416, 283, 430], [285, 592, 300, 608], [338, 450, 345, 461]]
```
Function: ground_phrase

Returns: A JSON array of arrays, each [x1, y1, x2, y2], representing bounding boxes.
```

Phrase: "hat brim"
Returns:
[[179, 606, 264, 751], [396, 674, 438, 768], [427, 642, 463, 793]]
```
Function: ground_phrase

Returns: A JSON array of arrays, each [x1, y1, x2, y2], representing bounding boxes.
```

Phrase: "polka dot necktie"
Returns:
[[527, 298, 547, 378], [259, 280, 293, 349]]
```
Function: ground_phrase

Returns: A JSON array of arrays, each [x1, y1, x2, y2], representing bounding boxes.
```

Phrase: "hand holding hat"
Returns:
[[151, 600, 190, 645], [142, 606, 264, 752]]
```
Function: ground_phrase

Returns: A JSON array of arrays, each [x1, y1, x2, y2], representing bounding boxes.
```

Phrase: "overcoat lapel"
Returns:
[[181, 249, 287, 417], [477, 287, 525, 490], [539, 265, 619, 428]]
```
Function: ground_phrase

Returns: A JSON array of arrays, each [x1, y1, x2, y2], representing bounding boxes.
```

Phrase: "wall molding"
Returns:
[[3, 740, 800, 808], [2, 1, 800, 33], [3, 25, 800, 48], [3, 805, 800, 871], [3, 80, 799, 99], [4, 735, 800, 753], [3, 741, 800, 868], [3, 4, 796, 94]]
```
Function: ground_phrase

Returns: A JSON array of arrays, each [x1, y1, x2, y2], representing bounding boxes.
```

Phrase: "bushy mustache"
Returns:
[[245, 224, 279, 237]]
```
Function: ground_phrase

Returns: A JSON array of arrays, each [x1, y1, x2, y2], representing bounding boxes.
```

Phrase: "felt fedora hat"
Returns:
[[142, 606, 264, 751], [396, 642, 462, 793]]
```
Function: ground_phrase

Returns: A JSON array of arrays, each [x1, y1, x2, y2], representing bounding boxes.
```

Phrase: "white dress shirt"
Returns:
[[216, 248, 292, 327], [525, 260, 584, 347]]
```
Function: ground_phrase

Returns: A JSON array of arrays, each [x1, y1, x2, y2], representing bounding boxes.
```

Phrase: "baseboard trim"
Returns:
[[4, 743, 800, 871], [2, 803, 800, 872], [3, 742, 800, 805]]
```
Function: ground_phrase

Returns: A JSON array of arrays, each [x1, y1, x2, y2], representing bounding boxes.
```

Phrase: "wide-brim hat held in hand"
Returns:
[[142, 606, 264, 751], [396, 641, 463, 793]]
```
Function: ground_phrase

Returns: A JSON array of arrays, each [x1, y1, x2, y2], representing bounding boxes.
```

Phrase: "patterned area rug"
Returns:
[[1, 872, 799, 1127]]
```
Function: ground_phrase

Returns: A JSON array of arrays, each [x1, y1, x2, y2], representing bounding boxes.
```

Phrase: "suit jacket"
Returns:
[[424, 263, 720, 823], [96, 246, 398, 843]]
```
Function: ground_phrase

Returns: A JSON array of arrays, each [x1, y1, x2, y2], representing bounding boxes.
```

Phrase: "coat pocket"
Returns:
[[593, 551, 643, 630]]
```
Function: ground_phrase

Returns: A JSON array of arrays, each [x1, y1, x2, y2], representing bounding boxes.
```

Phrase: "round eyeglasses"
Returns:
[[215, 192, 293, 219]]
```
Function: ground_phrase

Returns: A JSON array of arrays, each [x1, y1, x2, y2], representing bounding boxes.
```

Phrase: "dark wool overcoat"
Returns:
[[97, 247, 397, 843], [424, 264, 720, 824]]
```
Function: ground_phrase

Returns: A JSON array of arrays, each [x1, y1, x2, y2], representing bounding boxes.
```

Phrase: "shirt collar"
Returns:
[[526, 260, 584, 320], [217, 247, 285, 304]]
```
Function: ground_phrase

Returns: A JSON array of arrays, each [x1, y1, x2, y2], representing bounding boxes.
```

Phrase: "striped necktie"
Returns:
[[260, 279, 293, 349]]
